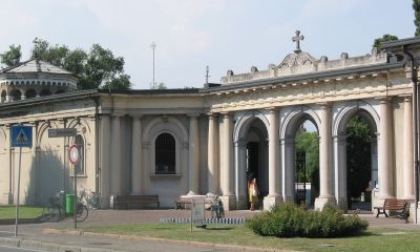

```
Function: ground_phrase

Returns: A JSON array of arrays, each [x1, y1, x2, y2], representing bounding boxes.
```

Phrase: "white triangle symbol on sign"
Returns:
[[15, 129, 29, 144]]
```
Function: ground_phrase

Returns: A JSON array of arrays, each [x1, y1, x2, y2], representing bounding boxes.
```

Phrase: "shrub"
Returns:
[[246, 203, 368, 238]]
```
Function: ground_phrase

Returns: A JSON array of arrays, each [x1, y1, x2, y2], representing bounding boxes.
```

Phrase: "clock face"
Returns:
[[69, 145, 80, 165]]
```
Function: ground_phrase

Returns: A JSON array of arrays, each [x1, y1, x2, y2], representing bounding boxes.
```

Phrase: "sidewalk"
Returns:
[[0, 209, 418, 252]]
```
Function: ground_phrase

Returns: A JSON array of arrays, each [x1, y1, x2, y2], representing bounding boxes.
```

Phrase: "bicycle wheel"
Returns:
[[75, 204, 88, 222], [41, 205, 61, 222]]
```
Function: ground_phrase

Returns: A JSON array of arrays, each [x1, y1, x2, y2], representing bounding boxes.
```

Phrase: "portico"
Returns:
[[0, 34, 419, 223]]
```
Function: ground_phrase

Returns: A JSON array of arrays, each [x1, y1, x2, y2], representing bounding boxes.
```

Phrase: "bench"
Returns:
[[175, 198, 192, 209], [374, 198, 409, 222], [114, 195, 160, 210]]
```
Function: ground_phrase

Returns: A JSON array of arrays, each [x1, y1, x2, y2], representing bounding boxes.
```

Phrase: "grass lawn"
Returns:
[[83, 224, 420, 252], [0, 206, 43, 219]]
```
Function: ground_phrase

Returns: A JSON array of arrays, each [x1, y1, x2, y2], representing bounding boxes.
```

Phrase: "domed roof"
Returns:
[[1, 59, 73, 75]]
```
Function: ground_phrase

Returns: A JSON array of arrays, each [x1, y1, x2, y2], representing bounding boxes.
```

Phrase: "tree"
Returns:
[[373, 34, 399, 50], [414, 0, 420, 36], [150, 82, 167, 89], [346, 115, 373, 208], [0, 45, 22, 67], [295, 130, 319, 183], [1, 38, 132, 90]]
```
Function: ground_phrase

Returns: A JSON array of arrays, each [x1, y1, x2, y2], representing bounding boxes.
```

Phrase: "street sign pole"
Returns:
[[10, 125, 32, 237], [15, 146, 22, 237], [69, 145, 80, 229]]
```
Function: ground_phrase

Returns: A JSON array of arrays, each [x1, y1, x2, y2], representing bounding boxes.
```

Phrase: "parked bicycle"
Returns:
[[79, 187, 102, 209], [210, 195, 225, 218], [41, 190, 88, 222]]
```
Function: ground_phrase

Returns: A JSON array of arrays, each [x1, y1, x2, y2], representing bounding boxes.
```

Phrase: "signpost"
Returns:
[[48, 128, 77, 138], [190, 197, 206, 231], [69, 144, 80, 229], [10, 125, 33, 237]]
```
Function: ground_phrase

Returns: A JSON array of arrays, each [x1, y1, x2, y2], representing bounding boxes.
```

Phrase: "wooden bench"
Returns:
[[374, 199, 409, 222], [114, 195, 160, 210]]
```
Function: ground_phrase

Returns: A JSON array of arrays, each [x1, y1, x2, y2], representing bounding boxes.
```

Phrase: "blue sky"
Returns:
[[0, 0, 415, 89]]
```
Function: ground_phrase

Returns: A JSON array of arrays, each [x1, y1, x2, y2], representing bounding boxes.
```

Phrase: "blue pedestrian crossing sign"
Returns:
[[11, 126, 32, 148]]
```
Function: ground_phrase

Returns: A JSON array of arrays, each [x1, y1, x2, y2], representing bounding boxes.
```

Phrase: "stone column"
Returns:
[[264, 108, 283, 209], [110, 115, 122, 195], [207, 113, 219, 194], [131, 116, 143, 194], [334, 132, 347, 209], [281, 136, 294, 202], [220, 112, 234, 209], [378, 98, 394, 199], [234, 140, 247, 209], [315, 103, 335, 210], [403, 97, 415, 199], [188, 114, 200, 195], [99, 115, 111, 208]]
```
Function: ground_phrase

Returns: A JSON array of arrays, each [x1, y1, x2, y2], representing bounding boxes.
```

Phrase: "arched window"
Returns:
[[40, 89, 51, 96], [10, 89, 21, 101], [155, 133, 175, 174], [75, 135, 85, 175], [25, 89, 37, 99]]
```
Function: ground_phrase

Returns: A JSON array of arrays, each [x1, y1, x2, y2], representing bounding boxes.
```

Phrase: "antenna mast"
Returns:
[[151, 42, 157, 88], [205, 66, 210, 84]]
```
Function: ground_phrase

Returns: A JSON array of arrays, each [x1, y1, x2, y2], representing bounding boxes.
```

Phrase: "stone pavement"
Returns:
[[0, 209, 418, 252]]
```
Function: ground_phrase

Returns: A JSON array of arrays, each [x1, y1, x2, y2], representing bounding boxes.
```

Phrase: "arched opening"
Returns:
[[40, 89, 51, 97], [294, 118, 319, 207], [346, 113, 375, 211], [155, 133, 176, 174], [1, 90, 6, 103], [25, 89, 37, 99], [244, 119, 268, 210], [10, 89, 21, 101]]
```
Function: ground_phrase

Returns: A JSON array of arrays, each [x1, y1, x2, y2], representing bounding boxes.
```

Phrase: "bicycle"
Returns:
[[210, 195, 225, 219], [79, 187, 102, 209], [41, 190, 88, 222], [40, 191, 63, 222]]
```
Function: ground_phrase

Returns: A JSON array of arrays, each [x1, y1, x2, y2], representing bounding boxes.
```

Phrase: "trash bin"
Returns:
[[65, 194, 75, 215]]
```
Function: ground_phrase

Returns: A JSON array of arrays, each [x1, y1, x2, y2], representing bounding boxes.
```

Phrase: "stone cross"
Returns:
[[292, 30, 304, 53]]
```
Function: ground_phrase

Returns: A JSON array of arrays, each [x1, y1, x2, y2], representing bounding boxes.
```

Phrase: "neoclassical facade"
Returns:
[[0, 35, 419, 222]]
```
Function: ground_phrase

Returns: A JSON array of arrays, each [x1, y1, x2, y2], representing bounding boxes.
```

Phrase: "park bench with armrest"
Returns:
[[374, 198, 409, 222]]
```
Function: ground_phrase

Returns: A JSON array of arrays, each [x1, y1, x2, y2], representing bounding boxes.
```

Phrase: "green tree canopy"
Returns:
[[346, 115, 373, 204], [414, 0, 420, 36], [1, 38, 132, 90], [295, 128, 319, 183], [0, 44, 22, 67], [373, 34, 399, 51]]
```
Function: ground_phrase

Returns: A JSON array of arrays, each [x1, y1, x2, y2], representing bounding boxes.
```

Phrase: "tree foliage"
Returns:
[[414, 0, 420, 36], [150, 82, 167, 89], [1, 38, 132, 90], [373, 34, 399, 51], [346, 115, 373, 205], [0, 45, 22, 67], [295, 128, 319, 183]]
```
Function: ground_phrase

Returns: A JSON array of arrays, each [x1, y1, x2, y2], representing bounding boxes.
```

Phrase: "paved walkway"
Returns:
[[0, 209, 418, 252]]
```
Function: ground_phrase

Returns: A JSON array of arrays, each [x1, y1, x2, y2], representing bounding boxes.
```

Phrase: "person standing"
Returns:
[[248, 178, 259, 211]]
